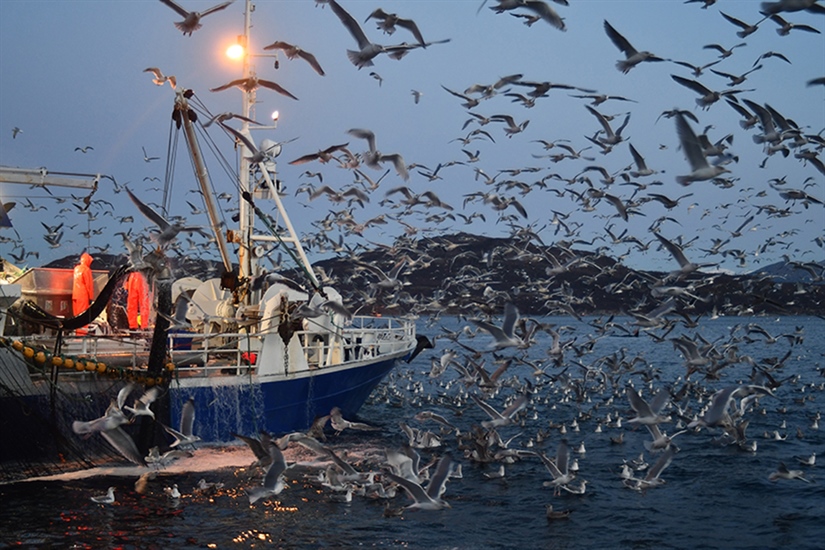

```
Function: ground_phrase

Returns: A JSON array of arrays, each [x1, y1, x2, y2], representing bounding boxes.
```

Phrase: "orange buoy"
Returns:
[[23, 347, 34, 359], [35, 351, 46, 363], [52, 356, 64, 367], [12, 340, 24, 351], [63, 358, 74, 369]]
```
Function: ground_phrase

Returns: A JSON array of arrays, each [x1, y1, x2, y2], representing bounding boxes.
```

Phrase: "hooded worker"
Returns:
[[72, 252, 95, 334], [125, 270, 151, 329]]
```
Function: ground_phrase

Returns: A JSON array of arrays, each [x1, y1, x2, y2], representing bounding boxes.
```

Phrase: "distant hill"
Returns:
[[41, 232, 825, 317]]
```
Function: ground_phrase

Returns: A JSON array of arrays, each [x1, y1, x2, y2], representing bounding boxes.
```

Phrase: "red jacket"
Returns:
[[72, 252, 95, 315]]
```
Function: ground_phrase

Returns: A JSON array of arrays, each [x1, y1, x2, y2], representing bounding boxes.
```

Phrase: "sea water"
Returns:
[[1, 315, 823, 549]]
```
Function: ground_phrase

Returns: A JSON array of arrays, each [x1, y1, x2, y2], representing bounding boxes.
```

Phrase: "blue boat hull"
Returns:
[[168, 355, 400, 442]]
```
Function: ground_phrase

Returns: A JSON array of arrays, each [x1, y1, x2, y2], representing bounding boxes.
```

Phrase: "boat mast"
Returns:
[[235, 0, 320, 291], [237, 0, 254, 288], [176, 90, 234, 276]]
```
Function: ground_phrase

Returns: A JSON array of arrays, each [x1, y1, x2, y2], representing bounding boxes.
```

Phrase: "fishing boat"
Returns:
[[0, 1, 417, 481]]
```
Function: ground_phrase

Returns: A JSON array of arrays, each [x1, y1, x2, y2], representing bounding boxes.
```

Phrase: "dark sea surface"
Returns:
[[1, 315, 824, 550]]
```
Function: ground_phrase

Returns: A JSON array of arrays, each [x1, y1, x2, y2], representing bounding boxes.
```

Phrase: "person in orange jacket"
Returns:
[[125, 271, 151, 329], [72, 252, 95, 335]]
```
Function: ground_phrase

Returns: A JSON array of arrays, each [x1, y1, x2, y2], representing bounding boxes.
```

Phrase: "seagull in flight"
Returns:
[[126, 187, 209, 248], [603, 20, 666, 73], [142, 146, 160, 162], [263, 41, 326, 76], [210, 76, 298, 100], [162, 397, 201, 448], [143, 67, 176, 89], [470, 302, 527, 350], [158, 0, 235, 36], [365, 8, 427, 47], [327, 0, 389, 68], [247, 441, 289, 504], [672, 111, 729, 185], [385, 454, 454, 510], [347, 128, 409, 180]]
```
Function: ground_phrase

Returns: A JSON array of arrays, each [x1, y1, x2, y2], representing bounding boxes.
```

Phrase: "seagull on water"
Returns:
[[91, 487, 116, 504], [158, 0, 234, 36]]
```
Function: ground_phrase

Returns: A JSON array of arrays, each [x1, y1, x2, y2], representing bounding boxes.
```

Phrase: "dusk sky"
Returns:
[[1, 0, 823, 274]]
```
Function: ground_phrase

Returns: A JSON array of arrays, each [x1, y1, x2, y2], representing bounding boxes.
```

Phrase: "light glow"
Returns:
[[226, 44, 245, 60]]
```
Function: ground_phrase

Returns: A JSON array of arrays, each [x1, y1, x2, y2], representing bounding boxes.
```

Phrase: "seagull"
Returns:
[[719, 11, 768, 38], [91, 487, 116, 504], [210, 76, 298, 100], [603, 20, 666, 73], [163, 397, 201, 448], [327, 0, 389, 68], [74, 146, 93, 153], [654, 232, 715, 276], [101, 425, 147, 466], [126, 187, 209, 248], [288, 142, 351, 165], [471, 392, 529, 429], [219, 122, 291, 165], [488, 0, 567, 31], [624, 446, 677, 490], [164, 484, 182, 499], [769, 13, 822, 34], [143, 67, 176, 89], [760, 0, 825, 15], [539, 440, 575, 495], [628, 143, 658, 177], [769, 462, 812, 482], [385, 454, 453, 510], [123, 386, 160, 418], [11, 127, 22, 139], [202, 113, 262, 131], [233, 431, 275, 466], [248, 441, 289, 504], [365, 8, 426, 47], [262, 41, 325, 76], [585, 105, 630, 149], [329, 406, 381, 434], [347, 128, 409, 180], [626, 385, 671, 425], [354, 258, 407, 291], [158, 0, 234, 36], [72, 400, 129, 435], [670, 74, 752, 109], [672, 111, 730, 185], [141, 146, 160, 162], [470, 302, 526, 350]]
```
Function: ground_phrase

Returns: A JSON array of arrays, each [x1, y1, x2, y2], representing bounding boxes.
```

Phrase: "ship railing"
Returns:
[[166, 315, 415, 376]]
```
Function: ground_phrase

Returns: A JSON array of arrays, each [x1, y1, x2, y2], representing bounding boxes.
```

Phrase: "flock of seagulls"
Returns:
[[2, 0, 822, 527]]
